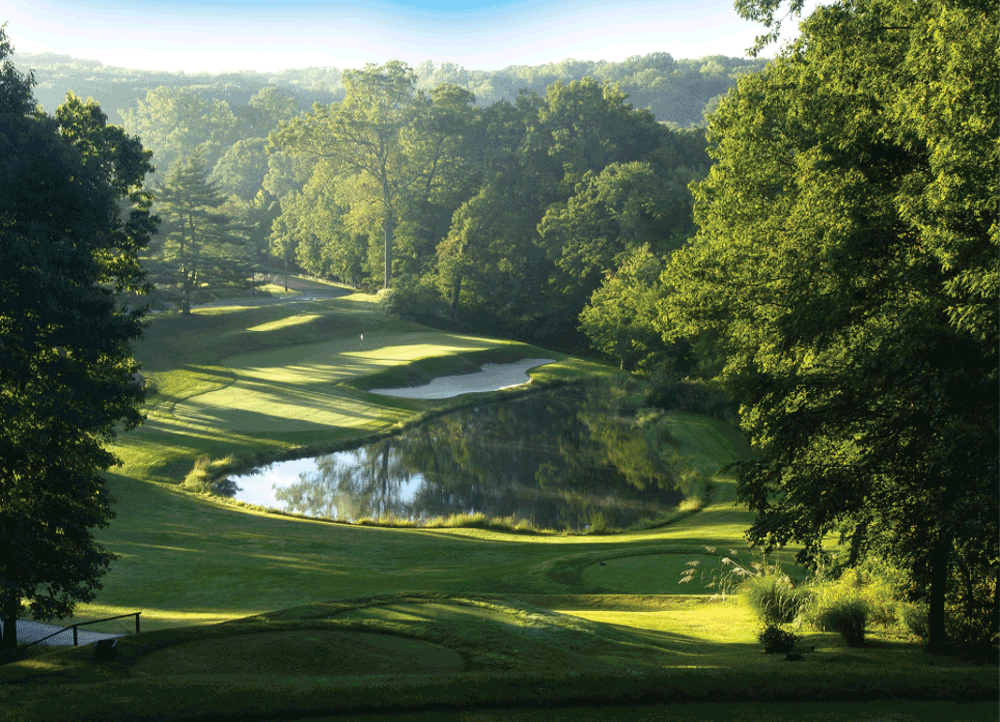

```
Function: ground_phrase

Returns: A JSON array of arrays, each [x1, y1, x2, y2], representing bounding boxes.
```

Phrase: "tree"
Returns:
[[147, 150, 252, 314], [393, 83, 481, 279], [239, 87, 299, 138], [211, 137, 270, 202], [270, 61, 426, 288], [0, 31, 156, 656], [270, 181, 369, 286], [658, 0, 997, 652], [579, 244, 668, 372], [120, 85, 239, 179], [538, 162, 682, 316]]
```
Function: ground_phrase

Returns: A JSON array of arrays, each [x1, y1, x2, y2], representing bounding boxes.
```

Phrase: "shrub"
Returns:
[[378, 275, 450, 322], [901, 602, 929, 642], [181, 456, 213, 492], [816, 597, 868, 647], [837, 564, 898, 627], [758, 625, 798, 654]]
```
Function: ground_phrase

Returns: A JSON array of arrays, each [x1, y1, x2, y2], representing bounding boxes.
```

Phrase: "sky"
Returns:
[[3, 0, 805, 73]]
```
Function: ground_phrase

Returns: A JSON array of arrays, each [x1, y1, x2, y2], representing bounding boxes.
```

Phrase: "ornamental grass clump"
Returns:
[[679, 546, 759, 601], [740, 574, 813, 626], [816, 597, 869, 647], [680, 546, 811, 621]]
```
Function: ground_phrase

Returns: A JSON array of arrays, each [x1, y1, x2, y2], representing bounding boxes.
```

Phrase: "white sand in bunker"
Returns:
[[369, 358, 556, 399]]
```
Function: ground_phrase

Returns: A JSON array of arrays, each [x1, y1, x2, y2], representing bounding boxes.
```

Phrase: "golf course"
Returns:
[[1, 281, 995, 722]]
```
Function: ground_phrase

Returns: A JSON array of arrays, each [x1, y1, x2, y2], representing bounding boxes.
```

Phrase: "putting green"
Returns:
[[167, 330, 504, 433]]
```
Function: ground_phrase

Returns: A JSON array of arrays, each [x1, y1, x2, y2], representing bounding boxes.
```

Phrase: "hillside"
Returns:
[[11, 50, 767, 127]]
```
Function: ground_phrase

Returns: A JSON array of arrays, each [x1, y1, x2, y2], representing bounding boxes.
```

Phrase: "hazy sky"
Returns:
[[4, 0, 803, 73]]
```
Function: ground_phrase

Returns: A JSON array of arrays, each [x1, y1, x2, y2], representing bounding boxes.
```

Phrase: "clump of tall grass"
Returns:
[[680, 546, 806, 611], [798, 562, 904, 647], [740, 573, 813, 626], [815, 596, 869, 647], [181, 456, 214, 492], [354, 512, 553, 534], [181, 452, 273, 496]]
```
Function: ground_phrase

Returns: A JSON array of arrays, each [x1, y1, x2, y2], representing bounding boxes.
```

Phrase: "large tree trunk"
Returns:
[[450, 273, 463, 322], [1, 598, 18, 653], [925, 534, 952, 653], [383, 208, 395, 289]]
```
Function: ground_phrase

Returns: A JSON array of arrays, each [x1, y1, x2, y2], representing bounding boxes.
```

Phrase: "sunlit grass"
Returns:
[[245, 311, 320, 332]]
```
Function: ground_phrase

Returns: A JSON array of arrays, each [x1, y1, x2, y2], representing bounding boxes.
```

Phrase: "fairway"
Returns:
[[3, 289, 994, 721]]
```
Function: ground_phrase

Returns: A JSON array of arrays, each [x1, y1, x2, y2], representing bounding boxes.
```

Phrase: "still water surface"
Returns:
[[230, 386, 683, 531]]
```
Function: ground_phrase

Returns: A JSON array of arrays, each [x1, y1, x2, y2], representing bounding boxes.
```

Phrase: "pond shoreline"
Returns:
[[225, 379, 682, 532], [205, 374, 593, 497]]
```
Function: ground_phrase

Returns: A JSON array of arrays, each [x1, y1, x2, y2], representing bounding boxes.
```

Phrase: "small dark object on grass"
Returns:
[[785, 652, 802, 661], [758, 625, 798, 654], [94, 639, 117, 661], [599, 561, 606, 566]]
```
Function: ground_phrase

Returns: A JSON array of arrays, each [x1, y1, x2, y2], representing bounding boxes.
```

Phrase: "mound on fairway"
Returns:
[[133, 629, 465, 677]]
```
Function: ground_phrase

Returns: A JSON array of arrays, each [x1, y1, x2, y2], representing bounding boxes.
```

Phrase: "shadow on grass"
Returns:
[[3, 593, 994, 722]]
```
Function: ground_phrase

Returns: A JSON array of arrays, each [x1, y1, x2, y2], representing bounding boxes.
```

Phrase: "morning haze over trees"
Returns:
[[1, 0, 996, 666]]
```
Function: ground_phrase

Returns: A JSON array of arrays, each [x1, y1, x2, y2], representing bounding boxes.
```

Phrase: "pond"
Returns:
[[229, 384, 685, 532]]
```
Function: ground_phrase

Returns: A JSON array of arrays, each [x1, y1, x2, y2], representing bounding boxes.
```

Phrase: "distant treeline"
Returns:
[[12, 51, 766, 128], [10, 50, 765, 362]]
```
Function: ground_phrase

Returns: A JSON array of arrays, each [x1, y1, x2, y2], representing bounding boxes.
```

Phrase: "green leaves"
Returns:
[[1, 27, 156, 647], [121, 85, 239, 180], [657, 0, 997, 651], [270, 62, 430, 288], [579, 245, 666, 372]]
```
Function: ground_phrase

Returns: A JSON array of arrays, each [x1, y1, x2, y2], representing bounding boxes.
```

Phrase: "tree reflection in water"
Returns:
[[270, 385, 686, 531]]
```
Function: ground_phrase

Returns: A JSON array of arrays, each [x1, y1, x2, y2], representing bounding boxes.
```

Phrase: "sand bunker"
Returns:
[[369, 358, 556, 399]]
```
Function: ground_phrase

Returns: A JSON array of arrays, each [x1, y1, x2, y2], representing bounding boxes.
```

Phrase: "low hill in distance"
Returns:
[[12, 50, 767, 127]]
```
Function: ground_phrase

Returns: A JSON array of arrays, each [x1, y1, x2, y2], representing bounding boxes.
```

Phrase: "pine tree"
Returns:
[[147, 150, 253, 314]]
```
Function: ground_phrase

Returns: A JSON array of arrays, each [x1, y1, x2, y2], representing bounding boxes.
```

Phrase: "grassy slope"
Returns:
[[2, 595, 993, 722], [2, 288, 994, 720]]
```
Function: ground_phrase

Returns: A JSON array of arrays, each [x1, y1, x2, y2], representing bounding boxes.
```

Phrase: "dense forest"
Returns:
[[12, 50, 739, 352]]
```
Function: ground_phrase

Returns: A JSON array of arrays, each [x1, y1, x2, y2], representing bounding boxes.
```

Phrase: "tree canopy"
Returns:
[[0, 28, 157, 655], [270, 61, 431, 288], [658, 0, 998, 652]]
